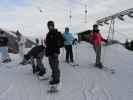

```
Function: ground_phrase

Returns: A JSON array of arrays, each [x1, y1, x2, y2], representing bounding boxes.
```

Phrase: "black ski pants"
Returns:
[[65, 45, 74, 63]]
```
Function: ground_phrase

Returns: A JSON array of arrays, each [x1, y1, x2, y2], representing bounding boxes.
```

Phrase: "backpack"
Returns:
[[57, 32, 64, 48], [130, 40, 133, 50]]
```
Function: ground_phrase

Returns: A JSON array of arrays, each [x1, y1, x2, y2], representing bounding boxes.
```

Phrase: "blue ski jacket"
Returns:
[[63, 32, 74, 45]]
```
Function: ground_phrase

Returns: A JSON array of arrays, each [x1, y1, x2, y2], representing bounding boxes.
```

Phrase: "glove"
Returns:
[[105, 39, 108, 43], [72, 38, 78, 45]]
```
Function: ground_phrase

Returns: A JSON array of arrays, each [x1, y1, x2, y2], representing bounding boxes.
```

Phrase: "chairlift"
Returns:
[[97, 22, 103, 26], [118, 15, 125, 21], [128, 12, 133, 18], [104, 20, 109, 25]]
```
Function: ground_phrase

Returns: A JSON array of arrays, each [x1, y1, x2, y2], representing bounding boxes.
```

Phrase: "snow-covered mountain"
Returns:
[[0, 28, 36, 53], [0, 42, 133, 100]]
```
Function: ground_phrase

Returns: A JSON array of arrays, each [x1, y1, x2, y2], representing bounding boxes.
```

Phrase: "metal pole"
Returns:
[[107, 19, 115, 40], [84, 4, 87, 24], [69, 9, 72, 27]]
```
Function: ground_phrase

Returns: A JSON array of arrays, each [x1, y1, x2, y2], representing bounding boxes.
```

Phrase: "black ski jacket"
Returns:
[[45, 29, 64, 56]]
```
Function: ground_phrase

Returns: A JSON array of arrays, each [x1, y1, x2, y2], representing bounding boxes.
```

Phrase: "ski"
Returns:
[[89, 63, 115, 74], [100, 66, 115, 74]]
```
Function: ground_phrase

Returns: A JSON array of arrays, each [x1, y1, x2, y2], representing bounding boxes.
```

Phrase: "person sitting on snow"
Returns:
[[20, 45, 47, 79], [89, 24, 108, 69], [0, 31, 11, 63]]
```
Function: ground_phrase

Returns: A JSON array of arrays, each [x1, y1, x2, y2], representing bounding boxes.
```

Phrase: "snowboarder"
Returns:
[[20, 45, 47, 79], [89, 24, 108, 68], [63, 27, 74, 63], [45, 21, 64, 86], [16, 31, 26, 59], [0, 30, 11, 63]]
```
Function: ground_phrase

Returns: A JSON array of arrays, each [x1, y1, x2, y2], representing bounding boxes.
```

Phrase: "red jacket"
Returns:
[[89, 32, 107, 46]]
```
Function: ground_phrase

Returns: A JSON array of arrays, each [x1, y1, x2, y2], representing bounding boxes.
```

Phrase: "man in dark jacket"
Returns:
[[45, 21, 64, 85]]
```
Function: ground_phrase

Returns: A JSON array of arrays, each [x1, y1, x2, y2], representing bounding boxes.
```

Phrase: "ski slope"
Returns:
[[0, 42, 133, 100]]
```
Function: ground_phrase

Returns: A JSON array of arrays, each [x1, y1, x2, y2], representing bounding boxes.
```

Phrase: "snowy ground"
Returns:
[[0, 42, 133, 100]]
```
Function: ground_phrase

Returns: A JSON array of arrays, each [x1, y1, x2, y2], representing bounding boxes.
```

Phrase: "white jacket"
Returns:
[[18, 36, 26, 46]]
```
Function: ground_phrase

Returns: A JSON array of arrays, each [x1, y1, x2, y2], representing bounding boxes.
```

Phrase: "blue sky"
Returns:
[[0, 0, 133, 41]]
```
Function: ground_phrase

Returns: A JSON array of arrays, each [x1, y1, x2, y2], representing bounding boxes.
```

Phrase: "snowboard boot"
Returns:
[[65, 60, 69, 63], [70, 59, 74, 63], [32, 65, 40, 74], [38, 68, 49, 80], [95, 63, 103, 69], [37, 67, 46, 75]]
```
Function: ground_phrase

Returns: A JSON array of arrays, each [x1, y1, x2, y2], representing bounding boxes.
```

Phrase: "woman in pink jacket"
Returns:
[[89, 24, 107, 68]]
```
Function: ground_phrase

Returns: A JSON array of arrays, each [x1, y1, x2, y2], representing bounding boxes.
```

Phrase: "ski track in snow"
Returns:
[[0, 43, 133, 100], [81, 69, 113, 100], [0, 83, 13, 98]]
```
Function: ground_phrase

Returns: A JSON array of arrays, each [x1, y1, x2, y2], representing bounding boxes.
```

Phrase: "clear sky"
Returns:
[[0, 0, 133, 41]]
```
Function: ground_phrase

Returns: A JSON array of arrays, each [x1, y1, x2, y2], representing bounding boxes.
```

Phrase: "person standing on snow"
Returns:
[[0, 31, 11, 63], [16, 31, 26, 59], [89, 24, 107, 68], [45, 21, 64, 85], [63, 27, 74, 63]]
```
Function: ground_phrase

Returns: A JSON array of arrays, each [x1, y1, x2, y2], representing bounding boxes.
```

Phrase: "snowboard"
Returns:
[[47, 84, 59, 93]]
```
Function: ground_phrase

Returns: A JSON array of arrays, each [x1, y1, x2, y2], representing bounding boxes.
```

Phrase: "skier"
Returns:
[[16, 31, 26, 59], [0, 31, 11, 63], [45, 21, 64, 86], [20, 45, 47, 79], [63, 27, 74, 63], [89, 24, 108, 68]]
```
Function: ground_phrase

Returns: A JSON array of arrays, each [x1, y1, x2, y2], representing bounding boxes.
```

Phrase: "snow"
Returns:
[[1, 28, 17, 38], [0, 42, 133, 100]]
